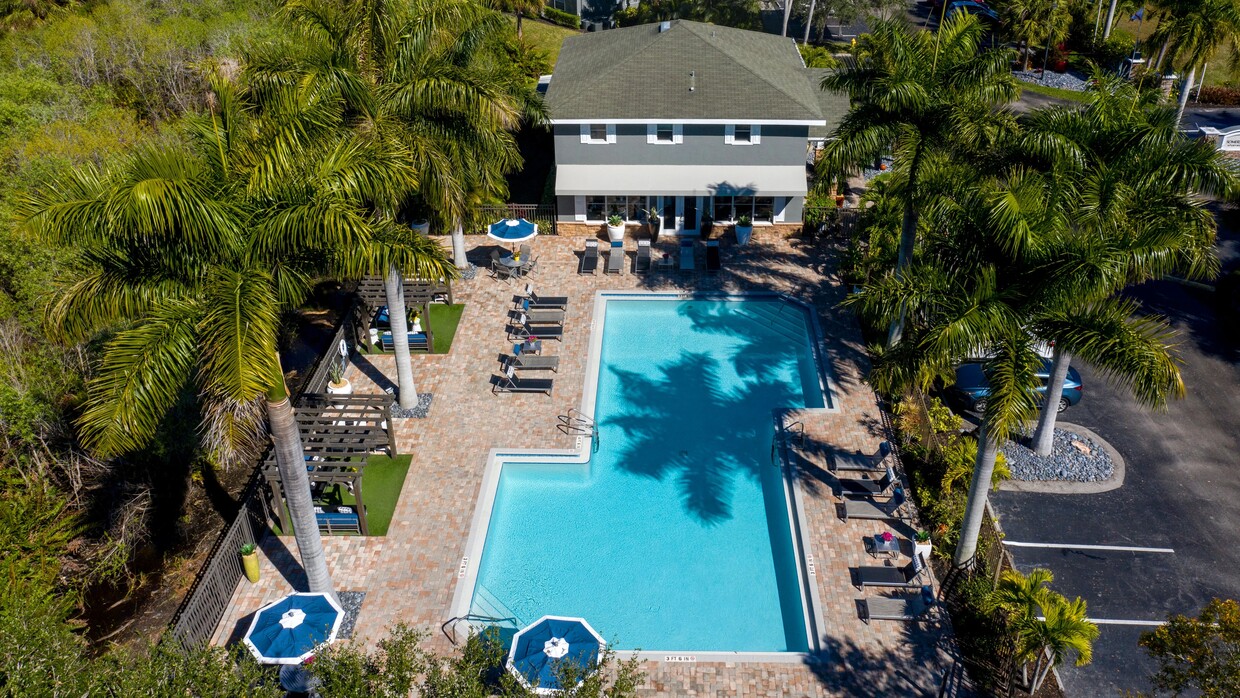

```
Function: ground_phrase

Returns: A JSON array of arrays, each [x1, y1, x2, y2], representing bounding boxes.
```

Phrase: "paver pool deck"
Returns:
[[213, 233, 956, 696]]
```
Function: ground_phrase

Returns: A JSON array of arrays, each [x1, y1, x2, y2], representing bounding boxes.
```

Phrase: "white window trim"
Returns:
[[724, 124, 760, 145], [647, 123, 683, 144], [581, 123, 616, 144]]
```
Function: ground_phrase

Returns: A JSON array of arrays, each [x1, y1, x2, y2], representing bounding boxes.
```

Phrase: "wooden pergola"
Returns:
[[261, 394, 394, 536], [353, 277, 453, 354]]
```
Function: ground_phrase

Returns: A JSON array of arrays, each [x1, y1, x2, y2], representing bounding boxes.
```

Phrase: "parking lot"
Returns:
[[988, 209, 1240, 695]]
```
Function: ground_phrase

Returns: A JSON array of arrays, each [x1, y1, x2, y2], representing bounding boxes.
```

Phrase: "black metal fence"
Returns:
[[803, 205, 861, 240], [474, 203, 558, 236]]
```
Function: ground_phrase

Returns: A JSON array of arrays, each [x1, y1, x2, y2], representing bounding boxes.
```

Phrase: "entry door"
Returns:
[[683, 197, 698, 233], [662, 197, 676, 233]]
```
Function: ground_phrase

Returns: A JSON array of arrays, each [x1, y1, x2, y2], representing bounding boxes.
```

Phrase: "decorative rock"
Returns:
[[390, 392, 433, 419], [1014, 69, 1090, 92], [336, 591, 365, 639], [459, 263, 478, 281], [1000, 428, 1114, 483]]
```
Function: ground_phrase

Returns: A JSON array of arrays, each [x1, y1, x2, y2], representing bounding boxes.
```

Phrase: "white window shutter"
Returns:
[[580, 124, 590, 144], [607, 124, 616, 144], [647, 124, 656, 144], [673, 124, 683, 144], [574, 196, 586, 222], [724, 124, 735, 145], [751, 125, 761, 144]]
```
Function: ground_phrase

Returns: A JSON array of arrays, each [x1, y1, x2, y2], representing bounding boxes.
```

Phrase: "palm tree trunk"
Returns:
[[887, 146, 923, 347], [1031, 346, 1071, 456], [803, 0, 816, 45], [1102, 0, 1118, 40], [451, 220, 468, 269], [268, 376, 335, 599], [1032, 652, 1054, 693], [516, 10, 523, 38], [1176, 65, 1197, 126], [385, 263, 417, 410], [1154, 38, 1169, 72], [781, 0, 791, 36], [953, 419, 1001, 568]]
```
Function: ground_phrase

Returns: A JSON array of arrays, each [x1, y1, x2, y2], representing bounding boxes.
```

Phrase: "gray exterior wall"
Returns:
[[553, 123, 810, 167]]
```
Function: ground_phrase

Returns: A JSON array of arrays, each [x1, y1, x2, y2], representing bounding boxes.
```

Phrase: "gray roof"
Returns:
[[545, 20, 844, 123], [804, 67, 849, 137]]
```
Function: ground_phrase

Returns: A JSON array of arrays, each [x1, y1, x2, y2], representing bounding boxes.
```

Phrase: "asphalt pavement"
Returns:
[[988, 211, 1240, 695]]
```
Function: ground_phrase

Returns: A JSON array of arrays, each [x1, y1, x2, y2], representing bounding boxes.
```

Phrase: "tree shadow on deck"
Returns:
[[807, 619, 964, 697]]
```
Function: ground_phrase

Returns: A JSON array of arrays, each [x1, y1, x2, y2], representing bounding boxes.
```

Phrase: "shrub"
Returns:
[[542, 6, 579, 29], [1091, 30, 1135, 71], [1197, 85, 1240, 106]]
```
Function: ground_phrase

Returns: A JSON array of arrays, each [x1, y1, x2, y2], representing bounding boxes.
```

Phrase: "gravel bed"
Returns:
[[458, 263, 478, 281], [336, 591, 366, 639], [1014, 69, 1090, 91], [862, 156, 895, 181], [1001, 428, 1114, 482], [388, 391, 433, 419]]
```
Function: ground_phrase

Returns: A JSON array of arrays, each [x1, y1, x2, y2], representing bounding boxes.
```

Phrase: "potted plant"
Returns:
[[606, 213, 625, 243], [410, 218, 430, 235], [914, 530, 933, 561], [642, 207, 661, 243], [240, 542, 260, 583], [734, 214, 753, 245], [326, 361, 352, 396]]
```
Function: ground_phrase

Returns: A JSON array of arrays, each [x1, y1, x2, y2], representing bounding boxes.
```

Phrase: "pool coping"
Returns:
[[448, 291, 839, 664]]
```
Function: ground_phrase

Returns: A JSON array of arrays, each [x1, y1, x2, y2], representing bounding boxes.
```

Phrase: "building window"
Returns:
[[753, 197, 774, 223], [656, 124, 674, 142], [711, 196, 775, 222], [587, 196, 647, 221], [581, 124, 614, 144], [586, 196, 606, 221], [725, 124, 760, 145], [734, 125, 752, 143], [713, 196, 733, 222]]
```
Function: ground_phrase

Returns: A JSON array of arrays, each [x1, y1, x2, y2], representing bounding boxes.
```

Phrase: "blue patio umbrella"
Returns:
[[243, 592, 344, 665], [487, 217, 539, 245], [507, 615, 605, 694]]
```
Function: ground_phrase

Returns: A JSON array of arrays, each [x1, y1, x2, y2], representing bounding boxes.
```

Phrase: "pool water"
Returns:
[[470, 299, 825, 652]]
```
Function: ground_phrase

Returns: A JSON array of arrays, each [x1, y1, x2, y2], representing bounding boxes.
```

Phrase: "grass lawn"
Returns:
[[511, 16, 579, 67], [274, 455, 412, 537], [1111, 16, 1235, 87], [426, 303, 464, 354], [1019, 80, 1090, 103]]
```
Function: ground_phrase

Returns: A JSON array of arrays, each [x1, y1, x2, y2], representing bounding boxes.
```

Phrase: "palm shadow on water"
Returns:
[[605, 349, 799, 525]]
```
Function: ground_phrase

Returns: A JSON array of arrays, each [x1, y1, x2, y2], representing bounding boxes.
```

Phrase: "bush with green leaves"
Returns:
[[1137, 599, 1240, 697], [543, 6, 579, 28]]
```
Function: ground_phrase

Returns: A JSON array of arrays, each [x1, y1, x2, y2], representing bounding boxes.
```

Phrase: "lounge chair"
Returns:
[[839, 488, 907, 521], [635, 240, 652, 273], [518, 285, 568, 310], [510, 313, 564, 341], [838, 466, 899, 498], [705, 239, 721, 273], [830, 441, 894, 473], [524, 308, 565, 325], [508, 354, 559, 373], [493, 365, 554, 395], [859, 589, 936, 624], [580, 239, 599, 274], [851, 554, 927, 590], [605, 241, 624, 274], [679, 238, 695, 270]]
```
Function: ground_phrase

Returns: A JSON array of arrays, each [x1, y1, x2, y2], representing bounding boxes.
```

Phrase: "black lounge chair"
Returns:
[[859, 590, 936, 624], [510, 313, 564, 341], [605, 241, 624, 274], [705, 240, 721, 273], [852, 554, 927, 590], [830, 441, 894, 473], [635, 240, 652, 273], [518, 285, 568, 310], [493, 365, 554, 395], [839, 488, 907, 521], [580, 239, 599, 274], [508, 355, 559, 373], [838, 466, 899, 498], [524, 308, 565, 325]]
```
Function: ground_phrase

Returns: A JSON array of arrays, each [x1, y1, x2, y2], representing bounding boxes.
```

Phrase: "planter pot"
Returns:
[[914, 541, 933, 562], [410, 220, 430, 235], [242, 551, 260, 583], [327, 379, 353, 396], [834, 194, 846, 208], [606, 223, 626, 243], [1051, 60, 1068, 73], [734, 224, 753, 245]]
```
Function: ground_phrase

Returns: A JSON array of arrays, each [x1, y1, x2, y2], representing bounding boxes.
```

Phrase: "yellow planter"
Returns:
[[242, 551, 260, 583]]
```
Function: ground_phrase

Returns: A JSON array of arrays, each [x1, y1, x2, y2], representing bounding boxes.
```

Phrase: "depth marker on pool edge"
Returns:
[[1003, 541, 1174, 554]]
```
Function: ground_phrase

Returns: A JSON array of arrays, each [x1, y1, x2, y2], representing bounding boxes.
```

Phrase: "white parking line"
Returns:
[[1003, 541, 1175, 554], [1038, 617, 1167, 626]]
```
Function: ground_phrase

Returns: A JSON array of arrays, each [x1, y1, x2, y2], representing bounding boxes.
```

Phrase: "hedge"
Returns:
[[543, 7, 579, 29], [1196, 85, 1240, 106]]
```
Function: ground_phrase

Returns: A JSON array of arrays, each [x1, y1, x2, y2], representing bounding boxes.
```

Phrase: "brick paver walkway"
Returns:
[[213, 233, 956, 696]]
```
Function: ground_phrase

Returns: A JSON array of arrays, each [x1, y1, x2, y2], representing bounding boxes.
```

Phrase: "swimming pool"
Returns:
[[457, 294, 830, 655]]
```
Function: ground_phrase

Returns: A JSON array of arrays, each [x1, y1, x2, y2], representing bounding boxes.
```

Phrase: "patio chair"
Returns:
[[520, 256, 538, 276], [518, 285, 568, 310], [837, 466, 899, 498], [493, 365, 554, 395], [851, 553, 927, 591], [705, 239, 721, 273], [605, 241, 625, 274], [508, 354, 560, 373], [524, 308, 566, 325], [829, 441, 894, 473], [679, 237, 695, 270], [519, 244, 532, 261], [635, 239, 652, 273], [510, 313, 564, 341], [580, 239, 599, 274], [859, 589, 936, 624], [839, 487, 907, 521], [491, 250, 517, 282]]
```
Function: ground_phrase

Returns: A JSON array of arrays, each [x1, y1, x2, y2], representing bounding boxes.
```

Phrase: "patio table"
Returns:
[[864, 534, 902, 559], [514, 340, 542, 355]]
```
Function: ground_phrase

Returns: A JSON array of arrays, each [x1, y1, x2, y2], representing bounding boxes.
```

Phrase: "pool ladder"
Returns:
[[771, 420, 805, 465], [558, 408, 599, 453]]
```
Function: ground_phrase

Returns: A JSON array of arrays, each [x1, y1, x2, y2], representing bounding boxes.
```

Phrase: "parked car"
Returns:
[[950, 359, 1083, 414], [945, 1, 1000, 24]]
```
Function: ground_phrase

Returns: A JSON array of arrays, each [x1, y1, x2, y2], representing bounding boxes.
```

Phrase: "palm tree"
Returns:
[[991, 568, 1099, 694], [1000, 0, 1071, 70], [1150, 0, 1240, 124], [819, 14, 1019, 345], [17, 74, 405, 598], [1017, 77, 1235, 455], [489, 0, 545, 38]]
